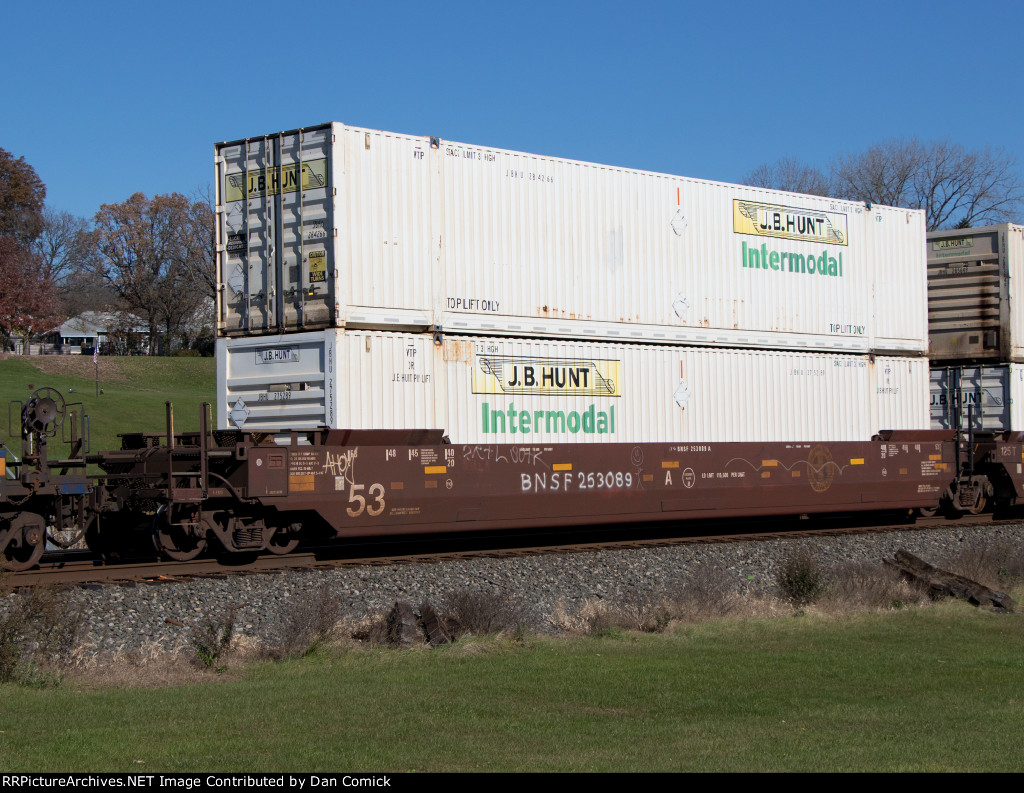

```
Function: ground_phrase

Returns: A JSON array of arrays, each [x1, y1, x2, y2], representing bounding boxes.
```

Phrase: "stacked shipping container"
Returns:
[[927, 224, 1024, 430], [215, 123, 930, 441]]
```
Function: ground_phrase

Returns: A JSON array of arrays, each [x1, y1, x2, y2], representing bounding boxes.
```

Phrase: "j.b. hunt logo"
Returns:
[[474, 355, 620, 435], [733, 200, 847, 246], [224, 158, 328, 202], [472, 356, 620, 397]]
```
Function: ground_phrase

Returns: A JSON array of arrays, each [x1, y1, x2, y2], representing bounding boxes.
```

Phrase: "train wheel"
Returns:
[[266, 528, 299, 556], [2, 514, 46, 572], [153, 509, 208, 562], [967, 494, 987, 516]]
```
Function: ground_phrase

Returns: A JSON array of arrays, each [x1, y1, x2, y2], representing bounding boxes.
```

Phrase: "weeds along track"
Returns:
[[7, 512, 999, 588]]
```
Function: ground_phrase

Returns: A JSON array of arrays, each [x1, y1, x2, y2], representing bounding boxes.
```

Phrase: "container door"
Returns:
[[929, 365, 1010, 430], [217, 126, 335, 335]]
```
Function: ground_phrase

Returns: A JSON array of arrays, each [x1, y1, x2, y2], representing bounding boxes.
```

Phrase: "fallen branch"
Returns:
[[885, 549, 1015, 612]]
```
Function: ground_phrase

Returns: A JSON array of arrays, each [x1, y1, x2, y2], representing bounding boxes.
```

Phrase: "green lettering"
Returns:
[[582, 405, 595, 433], [546, 411, 566, 433], [740, 243, 844, 278]]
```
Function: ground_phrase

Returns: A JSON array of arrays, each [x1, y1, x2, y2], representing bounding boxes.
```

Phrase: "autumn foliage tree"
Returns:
[[0, 237, 61, 346], [0, 147, 59, 349], [0, 147, 46, 245], [93, 192, 214, 355]]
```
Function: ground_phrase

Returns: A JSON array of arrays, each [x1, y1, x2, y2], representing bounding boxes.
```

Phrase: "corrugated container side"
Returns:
[[217, 123, 928, 354], [928, 364, 1013, 430], [339, 126, 435, 327], [1008, 226, 1024, 360], [436, 139, 923, 351], [874, 356, 930, 432], [219, 331, 928, 442], [868, 208, 929, 354], [1010, 364, 1024, 431]]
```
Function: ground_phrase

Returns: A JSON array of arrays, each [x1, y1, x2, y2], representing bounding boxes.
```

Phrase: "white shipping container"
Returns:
[[217, 330, 929, 442], [215, 123, 927, 355]]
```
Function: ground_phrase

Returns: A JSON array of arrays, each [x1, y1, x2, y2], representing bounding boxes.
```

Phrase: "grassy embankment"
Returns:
[[0, 355, 216, 459], [1, 601, 1022, 772]]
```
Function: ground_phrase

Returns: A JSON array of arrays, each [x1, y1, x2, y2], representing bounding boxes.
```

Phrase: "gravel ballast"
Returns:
[[10, 523, 1024, 658]]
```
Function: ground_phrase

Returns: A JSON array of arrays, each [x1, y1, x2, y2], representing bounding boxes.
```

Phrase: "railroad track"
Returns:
[[7, 513, 998, 588]]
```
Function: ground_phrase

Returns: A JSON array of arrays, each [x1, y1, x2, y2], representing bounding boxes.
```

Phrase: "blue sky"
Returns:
[[3, 0, 1022, 219]]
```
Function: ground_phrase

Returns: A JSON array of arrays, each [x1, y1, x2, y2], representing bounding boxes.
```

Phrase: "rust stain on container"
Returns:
[[443, 339, 472, 363]]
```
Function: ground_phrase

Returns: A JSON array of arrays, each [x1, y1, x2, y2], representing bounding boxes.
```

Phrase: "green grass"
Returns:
[[1, 602, 1022, 772], [0, 356, 215, 459]]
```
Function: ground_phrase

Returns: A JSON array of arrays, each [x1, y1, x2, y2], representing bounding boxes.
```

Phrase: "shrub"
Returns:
[[940, 540, 1024, 590], [777, 550, 827, 605], [441, 589, 526, 638], [271, 584, 341, 658], [821, 561, 927, 611], [0, 588, 85, 685], [190, 605, 238, 670]]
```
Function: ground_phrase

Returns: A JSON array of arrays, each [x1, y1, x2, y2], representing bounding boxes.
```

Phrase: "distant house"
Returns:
[[45, 312, 150, 355]]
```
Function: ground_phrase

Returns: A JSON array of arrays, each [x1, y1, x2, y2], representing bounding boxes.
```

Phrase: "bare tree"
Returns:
[[181, 186, 216, 299], [33, 208, 91, 284], [32, 208, 113, 317], [910, 141, 1023, 230], [742, 156, 833, 197], [743, 139, 1024, 231], [93, 192, 213, 355], [833, 138, 1024, 230]]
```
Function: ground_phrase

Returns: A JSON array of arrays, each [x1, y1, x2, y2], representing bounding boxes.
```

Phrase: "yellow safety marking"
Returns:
[[899, 468, 908, 475], [643, 474, 654, 482], [662, 461, 679, 469], [762, 459, 779, 467], [553, 463, 572, 471], [935, 462, 949, 472], [761, 471, 771, 479], [850, 458, 865, 465], [390, 482, 404, 490], [929, 454, 942, 461], [0, 457, 4, 477], [424, 466, 446, 474], [289, 474, 315, 492], [791, 470, 801, 477], [425, 480, 438, 489]]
